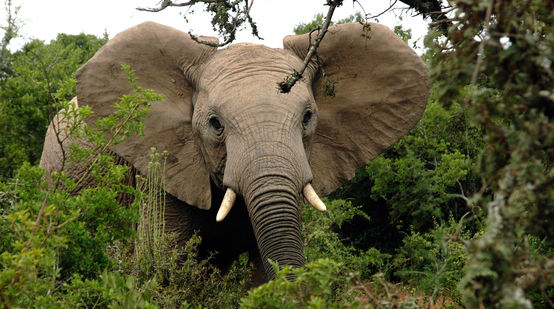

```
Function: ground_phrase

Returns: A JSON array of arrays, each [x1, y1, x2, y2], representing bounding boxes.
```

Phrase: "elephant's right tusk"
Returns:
[[216, 188, 236, 222], [303, 183, 326, 212]]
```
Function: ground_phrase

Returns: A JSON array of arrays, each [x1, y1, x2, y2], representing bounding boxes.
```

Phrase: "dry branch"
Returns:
[[278, 0, 342, 93]]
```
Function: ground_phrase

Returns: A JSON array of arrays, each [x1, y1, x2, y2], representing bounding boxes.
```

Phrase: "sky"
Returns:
[[3, 0, 429, 51]]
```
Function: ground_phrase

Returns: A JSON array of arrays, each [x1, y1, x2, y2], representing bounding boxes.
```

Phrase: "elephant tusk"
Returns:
[[303, 184, 326, 212], [216, 188, 237, 222]]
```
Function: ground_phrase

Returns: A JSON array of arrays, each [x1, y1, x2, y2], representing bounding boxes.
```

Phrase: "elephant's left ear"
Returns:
[[284, 23, 430, 196], [77, 22, 218, 210]]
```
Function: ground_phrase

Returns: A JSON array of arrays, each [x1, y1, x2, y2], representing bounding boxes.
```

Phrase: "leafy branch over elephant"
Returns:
[[40, 21, 429, 282]]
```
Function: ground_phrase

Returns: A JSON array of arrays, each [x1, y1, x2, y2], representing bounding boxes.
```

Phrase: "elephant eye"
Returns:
[[209, 116, 224, 134], [302, 110, 312, 128]]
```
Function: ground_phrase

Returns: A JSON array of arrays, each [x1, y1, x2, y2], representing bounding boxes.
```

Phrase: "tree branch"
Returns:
[[139, 0, 260, 47], [137, 0, 220, 12], [365, 0, 398, 20], [397, 0, 450, 32], [278, 0, 342, 93]]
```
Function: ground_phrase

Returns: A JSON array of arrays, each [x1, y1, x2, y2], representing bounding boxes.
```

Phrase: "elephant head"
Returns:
[[76, 22, 429, 279]]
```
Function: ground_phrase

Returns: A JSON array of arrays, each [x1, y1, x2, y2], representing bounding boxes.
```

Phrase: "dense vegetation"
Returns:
[[0, 32, 107, 179], [0, 0, 552, 307]]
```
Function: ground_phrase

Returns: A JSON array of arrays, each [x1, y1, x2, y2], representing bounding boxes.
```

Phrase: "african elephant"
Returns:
[[40, 22, 429, 282]]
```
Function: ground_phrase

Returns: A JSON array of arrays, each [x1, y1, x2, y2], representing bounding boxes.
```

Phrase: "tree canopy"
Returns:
[[0, 33, 107, 179]]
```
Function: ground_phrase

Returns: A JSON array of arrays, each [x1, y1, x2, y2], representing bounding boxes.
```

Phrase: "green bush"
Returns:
[[334, 97, 484, 255], [428, 0, 553, 306], [131, 234, 250, 308], [0, 163, 138, 307], [0, 33, 107, 179], [61, 271, 157, 308], [241, 259, 350, 309], [0, 66, 161, 307], [392, 217, 472, 304], [240, 258, 448, 309], [293, 12, 364, 35], [302, 198, 392, 279]]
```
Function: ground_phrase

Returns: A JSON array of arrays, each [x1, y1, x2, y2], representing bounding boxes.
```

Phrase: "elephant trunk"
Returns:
[[243, 168, 305, 279], [223, 126, 312, 279]]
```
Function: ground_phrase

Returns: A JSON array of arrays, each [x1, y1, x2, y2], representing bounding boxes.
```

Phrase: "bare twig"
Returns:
[[470, 5, 493, 85], [134, 276, 155, 309], [366, 0, 398, 20], [72, 100, 144, 192], [24, 45, 70, 251], [278, 0, 342, 93], [397, 0, 450, 32], [139, 0, 260, 47], [137, 0, 220, 12]]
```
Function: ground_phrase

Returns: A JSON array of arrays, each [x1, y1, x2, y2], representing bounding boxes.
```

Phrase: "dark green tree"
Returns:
[[427, 0, 553, 307], [0, 0, 22, 80], [0, 33, 107, 179], [293, 12, 364, 35]]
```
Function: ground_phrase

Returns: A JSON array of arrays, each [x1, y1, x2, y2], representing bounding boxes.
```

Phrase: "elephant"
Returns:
[[40, 21, 429, 283]]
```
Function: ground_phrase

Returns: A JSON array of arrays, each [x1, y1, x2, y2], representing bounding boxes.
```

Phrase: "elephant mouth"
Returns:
[[215, 183, 326, 222]]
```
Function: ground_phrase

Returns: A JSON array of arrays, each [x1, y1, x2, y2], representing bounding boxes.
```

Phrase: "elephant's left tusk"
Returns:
[[303, 183, 326, 212], [216, 188, 236, 222]]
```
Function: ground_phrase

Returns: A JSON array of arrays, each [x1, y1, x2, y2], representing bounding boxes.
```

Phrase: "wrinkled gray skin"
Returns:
[[41, 22, 429, 284], [194, 46, 314, 275], [163, 45, 315, 282]]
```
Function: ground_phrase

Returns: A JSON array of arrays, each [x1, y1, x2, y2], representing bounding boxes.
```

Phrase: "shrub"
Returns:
[[241, 259, 350, 309], [334, 98, 484, 253], [130, 234, 250, 309], [61, 271, 157, 308], [0, 33, 107, 179], [302, 198, 393, 279], [0, 66, 161, 307]]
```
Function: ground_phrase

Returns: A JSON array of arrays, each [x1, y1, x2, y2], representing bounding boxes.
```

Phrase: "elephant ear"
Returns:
[[76, 22, 218, 210], [284, 23, 429, 196]]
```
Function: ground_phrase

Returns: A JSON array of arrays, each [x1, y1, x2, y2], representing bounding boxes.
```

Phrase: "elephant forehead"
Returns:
[[200, 44, 305, 84], [206, 74, 314, 113], [195, 44, 314, 110]]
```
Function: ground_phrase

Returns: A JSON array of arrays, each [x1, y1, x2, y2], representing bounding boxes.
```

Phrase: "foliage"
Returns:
[[293, 12, 364, 35], [392, 217, 472, 304], [135, 148, 168, 272], [302, 198, 393, 279], [0, 0, 22, 80], [369, 98, 482, 231], [125, 234, 250, 309], [334, 95, 484, 255], [240, 258, 456, 308], [139, 0, 260, 47], [393, 24, 412, 44], [0, 32, 107, 179], [61, 270, 157, 308], [0, 67, 160, 307], [300, 192, 469, 305], [0, 148, 138, 307], [427, 0, 553, 307], [241, 259, 352, 309]]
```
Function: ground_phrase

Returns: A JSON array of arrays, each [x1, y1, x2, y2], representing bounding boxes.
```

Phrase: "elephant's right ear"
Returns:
[[284, 23, 429, 196], [76, 22, 218, 210]]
